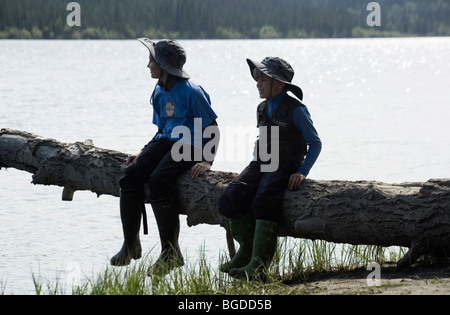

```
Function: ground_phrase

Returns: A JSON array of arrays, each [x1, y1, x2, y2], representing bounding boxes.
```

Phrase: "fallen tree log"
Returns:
[[1, 128, 449, 269]]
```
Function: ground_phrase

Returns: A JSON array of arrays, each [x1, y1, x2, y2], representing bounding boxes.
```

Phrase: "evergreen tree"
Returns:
[[0, 0, 449, 39]]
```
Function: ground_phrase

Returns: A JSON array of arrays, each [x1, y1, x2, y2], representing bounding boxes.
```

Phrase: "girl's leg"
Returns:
[[111, 139, 172, 266]]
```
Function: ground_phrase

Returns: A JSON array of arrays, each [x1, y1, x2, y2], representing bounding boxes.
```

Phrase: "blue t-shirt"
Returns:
[[151, 79, 218, 148]]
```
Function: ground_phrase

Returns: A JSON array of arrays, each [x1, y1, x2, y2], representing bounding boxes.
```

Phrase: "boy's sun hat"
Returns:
[[138, 38, 190, 79], [247, 57, 303, 101]]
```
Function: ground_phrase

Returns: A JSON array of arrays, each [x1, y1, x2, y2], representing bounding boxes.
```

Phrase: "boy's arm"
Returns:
[[293, 107, 322, 177]]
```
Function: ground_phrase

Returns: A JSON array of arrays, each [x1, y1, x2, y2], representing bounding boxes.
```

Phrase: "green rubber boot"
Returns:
[[219, 214, 255, 273], [229, 220, 278, 282]]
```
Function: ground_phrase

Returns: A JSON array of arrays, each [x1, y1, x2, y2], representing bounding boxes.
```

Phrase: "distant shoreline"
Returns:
[[1, 34, 447, 40], [3, 1, 449, 40]]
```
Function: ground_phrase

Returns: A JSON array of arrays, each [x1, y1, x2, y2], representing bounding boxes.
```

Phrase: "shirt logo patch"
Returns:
[[164, 101, 175, 117]]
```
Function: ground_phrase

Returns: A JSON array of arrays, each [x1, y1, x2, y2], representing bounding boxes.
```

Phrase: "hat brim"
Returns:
[[157, 60, 190, 79], [247, 59, 303, 101], [138, 37, 156, 60], [138, 38, 190, 79]]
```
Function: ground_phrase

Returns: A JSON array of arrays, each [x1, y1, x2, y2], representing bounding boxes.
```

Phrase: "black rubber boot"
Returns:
[[110, 190, 144, 266], [219, 214, 255, 273], [147, 199, 184, 276]]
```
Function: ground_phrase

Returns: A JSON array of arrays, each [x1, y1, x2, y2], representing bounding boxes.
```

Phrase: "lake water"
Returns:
[[1, 38, 449, 294]]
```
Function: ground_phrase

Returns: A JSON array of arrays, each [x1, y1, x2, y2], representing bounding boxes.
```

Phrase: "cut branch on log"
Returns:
[[1, 128, 450, 269]]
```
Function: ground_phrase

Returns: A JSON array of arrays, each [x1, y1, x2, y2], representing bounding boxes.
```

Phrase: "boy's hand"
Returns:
[[288, 173, 306, 191]]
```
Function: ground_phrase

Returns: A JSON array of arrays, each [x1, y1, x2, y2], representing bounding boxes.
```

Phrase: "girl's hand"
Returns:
[[125, 152, 140, 166], [191, 161, 211, 178]]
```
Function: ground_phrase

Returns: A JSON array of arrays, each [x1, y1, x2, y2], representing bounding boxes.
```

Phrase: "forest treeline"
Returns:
[[1, 0, 450, 39]]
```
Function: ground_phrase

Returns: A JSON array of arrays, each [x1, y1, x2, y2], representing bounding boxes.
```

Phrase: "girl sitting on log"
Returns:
[[110, 38, 219, 276]]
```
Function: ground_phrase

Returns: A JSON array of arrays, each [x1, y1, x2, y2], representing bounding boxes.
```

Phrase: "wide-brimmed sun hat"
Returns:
[[247, 57, 303, 101], [138, 38, 190, 79]]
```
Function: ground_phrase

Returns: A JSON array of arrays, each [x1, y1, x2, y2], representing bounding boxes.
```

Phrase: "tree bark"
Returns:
[[1, 128, 449, 269]]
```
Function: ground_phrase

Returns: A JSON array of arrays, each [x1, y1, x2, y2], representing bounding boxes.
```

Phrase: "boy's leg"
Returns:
[[218, 161, 262, 272], [229, 160, 299, 281], [218, 161, 262, 218], [252, 160, 300, 221]]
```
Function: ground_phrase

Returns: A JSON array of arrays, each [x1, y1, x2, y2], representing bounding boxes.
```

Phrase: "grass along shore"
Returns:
[[1, 238, 420, 295]]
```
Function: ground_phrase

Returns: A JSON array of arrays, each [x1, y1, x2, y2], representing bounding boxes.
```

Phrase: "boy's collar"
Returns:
[[267, 91, 286, 103]]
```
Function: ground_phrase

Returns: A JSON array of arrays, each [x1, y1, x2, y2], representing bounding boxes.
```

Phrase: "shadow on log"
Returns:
[[1, 128, 449, 269]]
